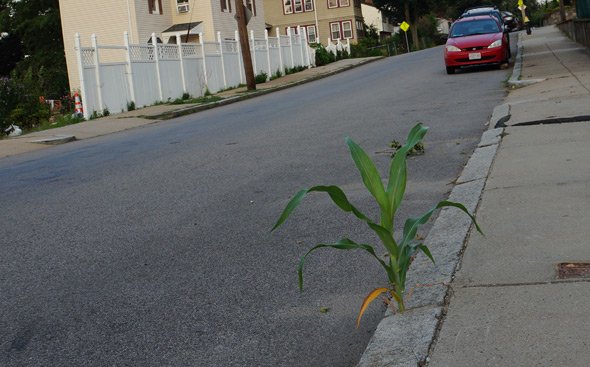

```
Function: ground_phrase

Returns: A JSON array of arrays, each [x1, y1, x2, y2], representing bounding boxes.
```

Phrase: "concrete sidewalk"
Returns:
[[0, 57, 380, 160], [358, 25, 590, 366], [429, 26, 590, 366]]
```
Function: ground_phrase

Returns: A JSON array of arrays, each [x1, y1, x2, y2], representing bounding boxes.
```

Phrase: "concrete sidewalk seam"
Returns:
[[461, 278, 590, 288]]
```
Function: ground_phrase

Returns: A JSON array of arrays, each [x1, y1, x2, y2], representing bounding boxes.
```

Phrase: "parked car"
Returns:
[[444, 15, 510, 74], [461, 5, 511, 58], [461, 6, 504, 27], [502, 11, 520, 31]]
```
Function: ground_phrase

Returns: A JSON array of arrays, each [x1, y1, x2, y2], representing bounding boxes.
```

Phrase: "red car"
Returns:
[[444, 15, 509, 74]]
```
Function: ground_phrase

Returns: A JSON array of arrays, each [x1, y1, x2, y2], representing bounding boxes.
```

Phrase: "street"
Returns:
[[0, 42, 514, 366]]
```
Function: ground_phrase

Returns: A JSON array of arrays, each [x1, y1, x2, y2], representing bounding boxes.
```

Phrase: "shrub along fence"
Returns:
[[75, 28, 312, 120]]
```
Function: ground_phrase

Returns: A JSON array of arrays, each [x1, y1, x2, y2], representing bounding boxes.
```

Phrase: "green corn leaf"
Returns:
[[367, 222, 398, 259], [386, 124, 428, 217], [272, 189, 308, 231], [437, 200, 484, 236], [345, 137, 388, 211], [400, 200, 483, 248], [271, 186, 370, 232], [297, 239, 390, 290], [417, 244, 435, 264], [405, 123, 429, 150]]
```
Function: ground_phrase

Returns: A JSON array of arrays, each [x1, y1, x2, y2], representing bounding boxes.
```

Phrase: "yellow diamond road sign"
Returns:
[[518, 0, 524, 6], [400, 21, 410, 32]]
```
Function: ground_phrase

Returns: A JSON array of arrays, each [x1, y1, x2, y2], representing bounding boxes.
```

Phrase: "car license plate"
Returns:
[[469, 52, 482, 60]]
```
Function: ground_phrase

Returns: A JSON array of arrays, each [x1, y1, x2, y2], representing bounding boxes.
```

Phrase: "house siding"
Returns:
[[206, 0, 268, 40], [264, 0, 362, 43], [59, 0, 135, 91], [133, 0, 174, 44], [60, 0, 267, 92]]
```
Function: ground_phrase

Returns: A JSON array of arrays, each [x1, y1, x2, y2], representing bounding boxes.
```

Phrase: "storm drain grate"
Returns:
[[556, 262, 590, 279]]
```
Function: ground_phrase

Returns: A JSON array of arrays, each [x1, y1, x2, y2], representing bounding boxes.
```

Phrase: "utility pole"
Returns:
[[559, 0, 566, 22], [235, 0, 256, 90]]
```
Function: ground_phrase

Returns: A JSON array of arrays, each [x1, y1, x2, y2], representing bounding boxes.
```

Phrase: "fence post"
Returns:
[[297, 26, 305, 66], [287, 27, 295, 69], [264, 29, 272, 79], [276, 27, 284, 74], [218, 31, 227, 89], [152, 32, 164, 101], [235, 30, 244, 84], [124, 32, 136, 108], [74, 33, 90, 120], [250, 30, 257, 76], [91, 34, 104, 113], [300, 27, 310, 67], [199, 32, 209, 94], [176, 32, 188, 95]]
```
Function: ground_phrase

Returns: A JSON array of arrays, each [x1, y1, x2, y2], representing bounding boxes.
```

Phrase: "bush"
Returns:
[[0, 78, 21, 132], [0, 71, 51, 132], [285, 66, 307, 75], [314, 44, 336, 66], [255, 72, 268, 84], [270, 69, 283, 81]]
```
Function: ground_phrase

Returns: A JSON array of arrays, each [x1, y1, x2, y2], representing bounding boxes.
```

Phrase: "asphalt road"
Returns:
[[0, 42, 514, 366]]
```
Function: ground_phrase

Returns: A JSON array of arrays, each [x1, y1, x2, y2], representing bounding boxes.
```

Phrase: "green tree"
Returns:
[[2, 0, 68, 98]]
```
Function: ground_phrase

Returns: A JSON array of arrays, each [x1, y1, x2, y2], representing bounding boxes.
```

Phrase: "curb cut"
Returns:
[[146, 58, 385, 120], [508, 32, 545, 88], [30, 135, 77, 145], [357, 127, 504, 367]]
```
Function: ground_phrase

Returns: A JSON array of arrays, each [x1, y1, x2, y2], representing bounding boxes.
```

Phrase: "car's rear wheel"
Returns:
[[446, 66, 455, 74]]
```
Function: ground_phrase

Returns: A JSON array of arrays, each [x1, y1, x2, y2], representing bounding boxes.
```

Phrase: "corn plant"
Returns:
[[272, 123, 482, 327]]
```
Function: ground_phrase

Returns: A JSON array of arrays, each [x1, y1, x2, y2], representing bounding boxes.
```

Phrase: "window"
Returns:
[[284, 0, 293, 14], [221, 0, 232, 12], [246, 0, 256, 16], [177, 0, 190, 13], [342, 21, 352, 38], [330, 22, 341, 40], [328, 0, 349, 8], [148, 0, 163, 14], [294, 0, 303, 12], [356, 20, 364, 37], [304, 0, 313, 11], [330, 20, 354, 40], [306, 25, 317, 43]]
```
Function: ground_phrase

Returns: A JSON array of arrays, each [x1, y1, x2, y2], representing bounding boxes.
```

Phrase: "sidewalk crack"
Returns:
[[460, 278, 590, 288]]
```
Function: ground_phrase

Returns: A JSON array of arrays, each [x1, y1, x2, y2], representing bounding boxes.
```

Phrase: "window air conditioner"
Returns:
[[178, 4, 190, 13]]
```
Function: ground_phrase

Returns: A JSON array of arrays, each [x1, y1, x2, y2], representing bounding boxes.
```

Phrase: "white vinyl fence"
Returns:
[[75, 28, 313, 120]]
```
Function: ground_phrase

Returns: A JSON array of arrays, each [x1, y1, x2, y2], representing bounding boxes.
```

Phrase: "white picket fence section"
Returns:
[[74, 28, 313, 120], [326, 38, 352, 55]]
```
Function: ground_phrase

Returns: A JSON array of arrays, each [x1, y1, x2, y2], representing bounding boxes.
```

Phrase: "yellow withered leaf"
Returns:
[[356, 287, 389, 328]]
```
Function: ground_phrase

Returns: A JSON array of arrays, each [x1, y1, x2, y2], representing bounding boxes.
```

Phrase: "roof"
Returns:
[[162, 22, 203, 34]]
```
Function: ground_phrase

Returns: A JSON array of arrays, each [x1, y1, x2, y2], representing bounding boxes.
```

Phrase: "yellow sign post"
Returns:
[[400, 21, 410, 53], [518, 0, 531, 34]]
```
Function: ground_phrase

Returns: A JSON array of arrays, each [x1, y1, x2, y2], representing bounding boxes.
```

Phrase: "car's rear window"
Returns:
[[450, 19, 500, 38]]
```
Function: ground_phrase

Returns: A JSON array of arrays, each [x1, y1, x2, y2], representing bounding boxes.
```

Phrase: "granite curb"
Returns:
[[356, 31, 523, 367], [507, 32, 545, 88], [357, 130, 505, 366]]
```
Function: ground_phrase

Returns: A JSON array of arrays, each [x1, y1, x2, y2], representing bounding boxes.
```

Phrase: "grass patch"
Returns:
[[169, 95, 222, 105]]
